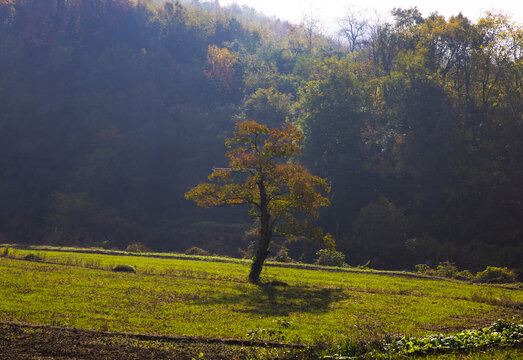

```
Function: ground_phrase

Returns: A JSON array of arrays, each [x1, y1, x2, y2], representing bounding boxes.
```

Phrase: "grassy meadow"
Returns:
[[0, 246, 521, 359]]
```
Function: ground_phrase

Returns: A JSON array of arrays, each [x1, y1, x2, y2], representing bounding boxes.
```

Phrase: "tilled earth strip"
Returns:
[[0, 322, 305, 360]]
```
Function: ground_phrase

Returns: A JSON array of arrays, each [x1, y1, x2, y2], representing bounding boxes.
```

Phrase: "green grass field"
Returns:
[[0, 246, 521, 359]]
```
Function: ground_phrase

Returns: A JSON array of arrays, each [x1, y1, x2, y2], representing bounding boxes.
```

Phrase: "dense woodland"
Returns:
[[0, 0, 521, 275]]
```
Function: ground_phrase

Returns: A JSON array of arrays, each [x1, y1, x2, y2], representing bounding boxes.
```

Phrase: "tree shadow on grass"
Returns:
[[193, 283, 346, 316]]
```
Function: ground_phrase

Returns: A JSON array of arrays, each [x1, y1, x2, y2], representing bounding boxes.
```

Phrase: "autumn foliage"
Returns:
[[204, 45, 237, 92], [185, 120, 333, 282]]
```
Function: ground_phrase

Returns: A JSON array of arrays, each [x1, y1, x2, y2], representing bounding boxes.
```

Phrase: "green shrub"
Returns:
[[272, 247, 293, 263], [435, 261, 459, 278], [112, 264, 136, 273], [184, 247, 210, 256], [415, 263, 473, 280], [24, 253, 41, 261], [0, 247, 8, 257], [125, 242, 149, 253], [455, 269, 474, 280], [414, 264, 432, 273], [315, 249, 347, 267], [474, 266, 517, 283], [415, 263, 518, 283]]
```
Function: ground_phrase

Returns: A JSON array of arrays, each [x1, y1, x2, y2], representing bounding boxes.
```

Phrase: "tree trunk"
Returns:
[[248, 177, 272, 284], [248, 221, 271, 283]]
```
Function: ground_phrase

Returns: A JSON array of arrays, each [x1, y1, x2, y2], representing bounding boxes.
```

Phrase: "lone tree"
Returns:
[[185, 120, 334, 283]]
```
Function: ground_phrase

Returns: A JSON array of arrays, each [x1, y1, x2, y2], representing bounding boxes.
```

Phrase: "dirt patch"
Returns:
[[0, 322, 303, 360]]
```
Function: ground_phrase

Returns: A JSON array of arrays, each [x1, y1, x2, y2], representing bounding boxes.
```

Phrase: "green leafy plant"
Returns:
[[324, 320, 523, 359], [381, 319, 523, 357], [415, 262, 473, 281], [185, 247, 211, 256], [315, 249, 347, 267], [455, 269, 474, 281], [474, 266, 517, 284], [125, 242, 149, 253], [435, 261, 459, 278], [415, 263, 431, 273]]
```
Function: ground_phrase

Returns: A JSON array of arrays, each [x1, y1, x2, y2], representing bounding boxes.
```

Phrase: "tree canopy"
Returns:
[[185, 120, 332, 283]]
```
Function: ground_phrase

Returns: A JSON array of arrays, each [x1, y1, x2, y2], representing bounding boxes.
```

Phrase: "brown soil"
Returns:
[[0, 322, 301, 360]]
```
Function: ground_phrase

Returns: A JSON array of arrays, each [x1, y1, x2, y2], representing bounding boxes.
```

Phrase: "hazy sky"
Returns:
[[220, 0, 522, 34]]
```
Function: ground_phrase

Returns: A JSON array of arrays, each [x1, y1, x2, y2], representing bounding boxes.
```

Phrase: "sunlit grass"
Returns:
[[0, 247, 521, 345]]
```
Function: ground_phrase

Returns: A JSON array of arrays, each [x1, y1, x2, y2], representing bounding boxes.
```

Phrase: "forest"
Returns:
[[0, 0, 521, 276]]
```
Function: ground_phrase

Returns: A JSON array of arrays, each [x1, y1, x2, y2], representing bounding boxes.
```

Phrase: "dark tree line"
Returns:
[[0, 0, 257, 251], [0, 1, 521, 275], [297, 9, 522, 274]]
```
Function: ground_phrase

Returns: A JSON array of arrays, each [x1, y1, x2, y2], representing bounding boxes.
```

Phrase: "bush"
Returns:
[[272, 247, 293, 263], [315, 249, 347, 267], [415, 262, 473, 280], [125, 242, 149, 253], [415, 262, 517, 283], [415, 263, 431, 273], [455, 269, 474, 281], [184, 246, 210, 256], [474, 266, 517, 283], [435, 261, 459, 278], [24, 253, 42, 261], [112, 264, 136, 273], [0, 247, 8, 257]]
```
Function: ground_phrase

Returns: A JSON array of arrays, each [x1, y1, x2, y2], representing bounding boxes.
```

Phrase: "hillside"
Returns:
[[0, 0, 522, 275], [0, 246, 522, 358]]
